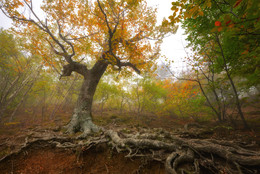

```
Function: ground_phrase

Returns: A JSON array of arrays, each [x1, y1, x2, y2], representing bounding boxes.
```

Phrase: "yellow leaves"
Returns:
[[11, 0, 23, 8], [4, 0, 160, 74], [205, 0, 212, 8], [4, 122, 21, 126], [13, 64, 24, 72], [171, 5, 177, 11], [178, 3, 204, 21], [17, 1, 23, 6]]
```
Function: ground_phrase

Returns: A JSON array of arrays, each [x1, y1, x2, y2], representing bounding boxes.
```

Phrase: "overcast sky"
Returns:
[[0, 0, 188, 74]]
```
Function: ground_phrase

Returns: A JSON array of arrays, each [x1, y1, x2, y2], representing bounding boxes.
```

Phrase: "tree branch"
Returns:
[[120, 62, 141, 74]]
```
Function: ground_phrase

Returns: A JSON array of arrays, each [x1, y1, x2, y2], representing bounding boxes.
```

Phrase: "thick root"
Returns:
[[4, 127, 259, 174], [105, 129, 260, 174], [165, 148, 195, 174]]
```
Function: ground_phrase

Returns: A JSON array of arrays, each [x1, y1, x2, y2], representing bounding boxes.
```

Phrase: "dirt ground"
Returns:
[[0, 141, 165, 174], [0, 108, 259, 174]]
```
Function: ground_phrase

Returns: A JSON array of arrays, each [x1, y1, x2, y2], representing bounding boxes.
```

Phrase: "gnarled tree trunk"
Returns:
[[65, 60, 108, 137]]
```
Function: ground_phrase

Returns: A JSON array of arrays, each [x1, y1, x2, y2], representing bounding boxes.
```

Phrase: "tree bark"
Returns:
[[65, 60, 108, 137]]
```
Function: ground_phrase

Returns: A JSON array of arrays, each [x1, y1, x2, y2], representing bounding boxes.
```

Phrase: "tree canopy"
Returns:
[[0, 0, 177, 77]]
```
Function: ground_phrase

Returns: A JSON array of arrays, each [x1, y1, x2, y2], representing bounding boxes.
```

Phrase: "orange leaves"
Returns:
[[11, 0, 23, 8], [170, 1, 205, 24], [3, 0, 161, 74], [161, 79, 199, 100], [17, 1, 23, 6], [159, 78, 201, 116]]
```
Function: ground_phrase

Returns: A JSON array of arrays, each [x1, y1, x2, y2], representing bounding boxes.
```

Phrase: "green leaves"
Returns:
[[171, 0, 260, 87]]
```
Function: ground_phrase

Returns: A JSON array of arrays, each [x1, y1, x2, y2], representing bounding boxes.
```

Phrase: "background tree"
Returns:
[[0, 29, 42, 122], [168, 0, 260, 129], [94, 77, 118, 115], [133, 77, 167, 114], [159, 78, 207, 120]]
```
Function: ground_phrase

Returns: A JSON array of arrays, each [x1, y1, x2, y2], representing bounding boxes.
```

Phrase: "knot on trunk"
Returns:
[[60, 62, 88, 79], [61, 64, 74, 78]]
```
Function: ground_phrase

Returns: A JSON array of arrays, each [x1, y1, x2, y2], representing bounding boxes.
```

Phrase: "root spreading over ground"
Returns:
[[0, 127, 259, 174]]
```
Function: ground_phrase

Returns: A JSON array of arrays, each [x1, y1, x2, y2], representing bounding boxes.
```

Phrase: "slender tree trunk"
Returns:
[[127, 101, 132, 113], [41, 87, 46, 122], [136, 87, 141, 114], [177, 105, 185, 118], [9, 80, 35, 122], [226, 72, 249, 129], [65, 61, 108, 137], [120, 96, 124, 115], [197, 78, 222, 121], [50, 75, 78, 120], [101, 100, 104, 116], [216, 35, 249, 129]]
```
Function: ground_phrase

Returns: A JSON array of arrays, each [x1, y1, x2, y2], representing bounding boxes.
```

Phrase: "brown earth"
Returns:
[[0, 141, 164, 174], [0, 106, 259, 174]]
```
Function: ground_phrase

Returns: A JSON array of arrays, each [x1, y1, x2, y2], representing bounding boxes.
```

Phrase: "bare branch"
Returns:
[[97, 0, 112, 35], [56, 20, 75, 58]]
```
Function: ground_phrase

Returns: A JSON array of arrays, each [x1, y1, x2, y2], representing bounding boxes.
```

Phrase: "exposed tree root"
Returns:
[[65, 111, 100, 138], [165, 148, 195, 174], [105, 129, 260, 174], [1, 128, 259, 174]]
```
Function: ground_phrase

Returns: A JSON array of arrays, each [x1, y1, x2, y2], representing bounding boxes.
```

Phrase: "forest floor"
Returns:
[[0, 109, 260, 174]]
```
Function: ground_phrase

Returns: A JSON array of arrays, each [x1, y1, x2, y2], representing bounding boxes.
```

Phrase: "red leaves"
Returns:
[[215, 21, 222, 32], [214, 20, 233, 32], [225, 20, 231, 25], [215, 21, 221, 27], [234, 0, 242, 8]]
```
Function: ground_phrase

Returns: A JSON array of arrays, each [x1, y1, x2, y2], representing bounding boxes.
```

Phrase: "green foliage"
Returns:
[[167, 0, 259, 124], [0, 29, 40, 118], [0, 29, 81, 122], [171, 0, 260, 88], [136, 77, 167, 113]]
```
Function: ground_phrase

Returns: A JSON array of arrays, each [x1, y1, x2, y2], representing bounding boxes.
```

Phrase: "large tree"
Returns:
[[0, 0, 176, 136]]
